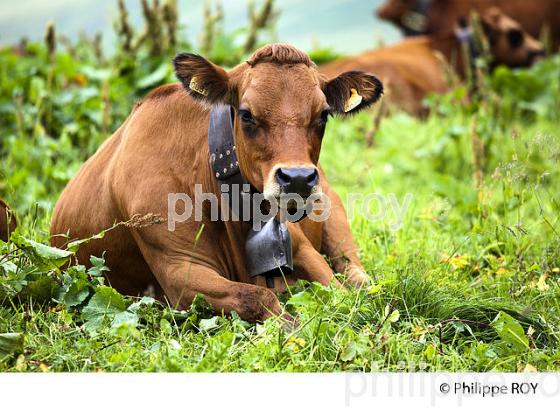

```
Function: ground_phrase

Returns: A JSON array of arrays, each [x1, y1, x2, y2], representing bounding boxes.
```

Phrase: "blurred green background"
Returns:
[[0, 0, 401, 53]]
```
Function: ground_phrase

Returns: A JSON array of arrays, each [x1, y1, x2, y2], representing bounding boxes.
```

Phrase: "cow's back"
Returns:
[[51, 85, 208, 246], [50, 112, 128, 250]]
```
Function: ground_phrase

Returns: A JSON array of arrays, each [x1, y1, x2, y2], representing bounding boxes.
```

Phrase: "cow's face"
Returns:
[[174, 45, 383, 208], [480, 8, 544, 68]]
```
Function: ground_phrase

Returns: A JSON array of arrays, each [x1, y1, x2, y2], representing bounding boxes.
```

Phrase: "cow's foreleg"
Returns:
[[136, 241, 283, 322], [321, 184, 370, 287], [166, 263, 285, 322], [288, 224, 341, 288]]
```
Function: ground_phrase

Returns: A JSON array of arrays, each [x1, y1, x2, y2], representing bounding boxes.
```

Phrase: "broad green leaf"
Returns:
[[87, 255, 110, 277], [286, 290, 314, 307], [83, 286, 126, 314], [0, 333, 24, 360], [24, 276, 59, 301], [384, 304, 400, 322], [12, 235, 73, 271], [0, 260, 18, 275], [388, 309, 400, 323], [199, 316, 221, 333], [425, 344, 437, 361], [0, 265, 34, 298], [63, 279, 90, 307], [468, 342, 499, 364], [340, 341, 357, 362], [82, 286, 126, 332], [159, 318, 172, 335], [55, 266, 90, 307], [128, 296, 156, 312], [112, 311, 139, 328], [491, 311, 530, 352]]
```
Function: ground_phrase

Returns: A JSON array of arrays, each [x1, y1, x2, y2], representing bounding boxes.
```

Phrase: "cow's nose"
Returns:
[[275, 167, 319, 197]]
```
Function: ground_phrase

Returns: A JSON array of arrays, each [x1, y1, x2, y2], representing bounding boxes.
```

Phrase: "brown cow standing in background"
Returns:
[[321, 8, 543, 116], [377, 0, 560, 51], [0, 199, 17, 242], [51, 44, 383, 322]]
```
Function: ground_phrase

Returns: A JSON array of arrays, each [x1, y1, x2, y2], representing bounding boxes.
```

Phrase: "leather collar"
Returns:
[[208, 105, 293, 287]]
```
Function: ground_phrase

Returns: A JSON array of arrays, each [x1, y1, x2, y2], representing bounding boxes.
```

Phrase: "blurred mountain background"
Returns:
[[0, 0, 401, 54]]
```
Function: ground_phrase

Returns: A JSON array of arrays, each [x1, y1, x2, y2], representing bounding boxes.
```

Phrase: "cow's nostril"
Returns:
[[307, 169, 319, 184], [275, 167, 319, 196], [275, 168, 292, 187]]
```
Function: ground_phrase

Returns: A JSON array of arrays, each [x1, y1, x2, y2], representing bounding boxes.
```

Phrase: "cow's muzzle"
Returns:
[[275, 167, 319, 199], [527, 49, 545, 65]]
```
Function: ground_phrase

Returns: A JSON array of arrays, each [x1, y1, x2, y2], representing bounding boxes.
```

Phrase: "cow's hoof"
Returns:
[[344, 265, 371, 288]]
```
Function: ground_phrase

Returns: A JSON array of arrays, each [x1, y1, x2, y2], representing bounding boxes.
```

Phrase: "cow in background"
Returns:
[[377, 0, 560, 51], [321, 8, 543, 116]]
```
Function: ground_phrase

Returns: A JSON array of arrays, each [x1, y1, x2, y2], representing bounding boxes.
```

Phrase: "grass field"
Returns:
[[1, 5, 560, 372]]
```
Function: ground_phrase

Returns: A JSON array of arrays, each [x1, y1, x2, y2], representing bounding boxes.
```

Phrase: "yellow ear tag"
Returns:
[[189, 76, 209, 96], [344, 88, 363, 113]]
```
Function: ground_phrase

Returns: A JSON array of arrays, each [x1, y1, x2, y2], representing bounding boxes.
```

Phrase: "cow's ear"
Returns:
[[323, 71, 383, 116], [173, 53, 231, 105]]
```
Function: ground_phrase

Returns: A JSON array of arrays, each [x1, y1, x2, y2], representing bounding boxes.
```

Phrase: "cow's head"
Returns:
[[377, 0, 415, 25], [376, 0, 433, 35], [479, 7, 544, 68], [173, 44, 382, 209]]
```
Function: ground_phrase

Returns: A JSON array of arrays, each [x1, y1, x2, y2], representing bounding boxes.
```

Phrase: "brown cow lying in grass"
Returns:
[[0, 199, 17, 243], [321, 8, 543, 116], [377, 0, 560, 51], [51, 44, 382, 322]]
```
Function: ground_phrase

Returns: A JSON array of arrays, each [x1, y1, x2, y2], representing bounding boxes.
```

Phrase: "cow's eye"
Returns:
[[238, 109, 256, 125], [507, 29, 524, 49]]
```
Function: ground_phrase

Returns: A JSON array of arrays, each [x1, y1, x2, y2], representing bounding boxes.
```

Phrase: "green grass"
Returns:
[[1, 34, 560, 372]]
